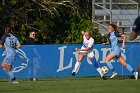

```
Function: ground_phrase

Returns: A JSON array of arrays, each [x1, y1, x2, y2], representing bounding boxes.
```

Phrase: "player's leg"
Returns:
[[4, 57, 18, 83], [1, 60, 15, 82], [117, 56, 138, 80], [72, 53, 84, 76], [105, 52, 117, 78], [90, 57, 107, 80], [1, 60, 6, 68], [1, 60, 6, 72], [88, 52, 107, 80]]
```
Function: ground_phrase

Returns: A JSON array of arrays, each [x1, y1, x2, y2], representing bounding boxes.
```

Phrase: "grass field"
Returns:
[[0, 77, 140, 93]]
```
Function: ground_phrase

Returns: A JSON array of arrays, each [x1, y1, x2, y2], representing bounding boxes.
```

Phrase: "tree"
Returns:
[[0, 0, 106, 44]]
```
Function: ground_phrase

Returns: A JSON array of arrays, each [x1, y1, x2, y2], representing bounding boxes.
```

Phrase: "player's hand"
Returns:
[[82, 31, 85, 35], [75, 48, 79, 51], [122, 44, 126, 49], [102, 43, 106, 46]]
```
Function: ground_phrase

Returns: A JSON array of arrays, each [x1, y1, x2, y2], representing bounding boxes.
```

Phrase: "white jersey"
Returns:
[[79, 35, 95, 58], [82, 35, 94, 50]]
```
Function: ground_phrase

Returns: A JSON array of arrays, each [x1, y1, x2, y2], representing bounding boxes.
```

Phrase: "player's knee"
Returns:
[[105, 58, 109, 63], [1, 61, 6, 68], [5, 65, 11, 72], [122, 62, 127, 66], [78, 59, 82, 62]]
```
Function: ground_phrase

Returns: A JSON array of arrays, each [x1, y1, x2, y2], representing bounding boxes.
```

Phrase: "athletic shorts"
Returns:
[[111, 49, 121, 59], [78, 46, 94, 58], [4, 56, 15, 65]]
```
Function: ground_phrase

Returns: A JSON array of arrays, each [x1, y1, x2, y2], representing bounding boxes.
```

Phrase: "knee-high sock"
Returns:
[[7, 71, 14, 79], [107, 62, 116, 73], [73, 61, 81, 73], [90, 57, 99, 69], [3, 68, 14, 79], [90, 57, 103, 77], [3, 68, 6, 72], [126, 64, 135, 74]]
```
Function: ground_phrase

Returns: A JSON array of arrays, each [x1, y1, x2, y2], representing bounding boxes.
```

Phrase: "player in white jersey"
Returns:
[[72, 31, 107, 80]]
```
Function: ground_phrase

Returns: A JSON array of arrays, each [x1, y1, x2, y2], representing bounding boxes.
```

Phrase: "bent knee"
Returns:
[[5, 65, 11, 72], [122, 62, 127, 66], [1, 61, 6, 68], [105, 58, 109, 63]]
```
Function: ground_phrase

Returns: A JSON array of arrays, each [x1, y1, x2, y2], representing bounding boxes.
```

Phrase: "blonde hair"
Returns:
[[85, 31, 92, 36]]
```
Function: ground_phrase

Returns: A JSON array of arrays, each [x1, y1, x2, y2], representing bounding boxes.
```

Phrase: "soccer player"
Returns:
[[130, 16, 140, 41], [0, 26, 21, 83], [102, 24, 138, 79], [72, 31, 107, 80]]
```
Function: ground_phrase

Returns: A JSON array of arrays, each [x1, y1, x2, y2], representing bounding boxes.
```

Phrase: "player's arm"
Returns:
[[15, 38, 21, 49], [75, 39, 94, 51], [75, 47, 91, 51], [121, 34, 126, 49], [102, 38, 110, 45], [0, 40, 4, 48], [115, 32, 126, 49], [16, 44, 21, 49], [82, 31, 85, 35], [0, 44, 2, 48]]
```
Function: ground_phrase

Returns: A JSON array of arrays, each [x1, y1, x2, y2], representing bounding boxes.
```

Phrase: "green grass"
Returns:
[[0, 77, 140, 93]]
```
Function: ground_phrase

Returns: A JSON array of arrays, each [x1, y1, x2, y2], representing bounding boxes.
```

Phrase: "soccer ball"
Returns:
[[101, 66, 109, 74]]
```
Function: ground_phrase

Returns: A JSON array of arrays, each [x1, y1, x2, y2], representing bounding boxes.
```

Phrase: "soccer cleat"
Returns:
[[134, 72, 138, 80], [72, 72, 76, 76], [101, 76, 107, 80], [110, 72, 118, 79], [10, 77, 18, 84], [12, 81, 19, 84]]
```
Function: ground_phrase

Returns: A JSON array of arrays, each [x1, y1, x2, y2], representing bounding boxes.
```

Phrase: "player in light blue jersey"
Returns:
[[0, 27, 21, 83], [72, 31, 107, 80], [103, 24, 138, 80]]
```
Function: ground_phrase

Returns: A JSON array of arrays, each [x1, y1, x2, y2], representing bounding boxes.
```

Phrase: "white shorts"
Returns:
[[78, 46, 94, 59]]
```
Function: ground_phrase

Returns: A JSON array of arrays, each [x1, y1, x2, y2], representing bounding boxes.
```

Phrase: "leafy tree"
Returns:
[[0, 0, 106, 44]]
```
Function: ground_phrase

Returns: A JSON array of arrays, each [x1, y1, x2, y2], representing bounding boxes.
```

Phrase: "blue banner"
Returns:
[[0, 43, 140, 78]]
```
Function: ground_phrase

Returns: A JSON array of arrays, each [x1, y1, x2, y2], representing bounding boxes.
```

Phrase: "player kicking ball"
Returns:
[[72, 31, 107, 80], [0, 26, 21, 84]]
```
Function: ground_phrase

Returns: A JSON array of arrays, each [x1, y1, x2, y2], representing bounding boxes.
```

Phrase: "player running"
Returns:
[[102, 24, 138, 80], [0, 26, 21, 83], [72, 31, 107, 80]]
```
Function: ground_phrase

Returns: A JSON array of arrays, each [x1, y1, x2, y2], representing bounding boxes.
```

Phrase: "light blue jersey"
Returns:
[[5, 34, 20, 56], [108, 32, 122, 57], [1, 34, 20, 65]]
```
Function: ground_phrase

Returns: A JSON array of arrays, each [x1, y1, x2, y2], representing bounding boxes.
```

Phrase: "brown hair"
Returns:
[[108, 24, 118, 32], [5, 26, 12, 34]]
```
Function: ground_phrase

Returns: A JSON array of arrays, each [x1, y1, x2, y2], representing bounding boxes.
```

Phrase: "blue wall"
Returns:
[[0, 43, 140, 78]]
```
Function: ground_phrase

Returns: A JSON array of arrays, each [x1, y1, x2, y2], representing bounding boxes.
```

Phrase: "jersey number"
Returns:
[[10, 40, 15, 48]]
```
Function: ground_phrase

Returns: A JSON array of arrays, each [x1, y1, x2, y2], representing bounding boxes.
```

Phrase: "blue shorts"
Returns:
[[4, 56, 15, 65], [111, 49, 121, 59]]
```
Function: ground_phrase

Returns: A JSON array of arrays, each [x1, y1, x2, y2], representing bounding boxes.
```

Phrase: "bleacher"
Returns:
[[94, 9, 139, 41]]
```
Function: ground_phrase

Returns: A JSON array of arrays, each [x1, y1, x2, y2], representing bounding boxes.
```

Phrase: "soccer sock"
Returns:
[[90, 57, 99, 69], [7, 71, 14, 80], [90, 57, 103, 77], [126, 64, 135, 74], [73, 61, 81, 73], [3, 68, 6, 72], [107, 62, 115, 73], [96, 68, 103, 77]]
